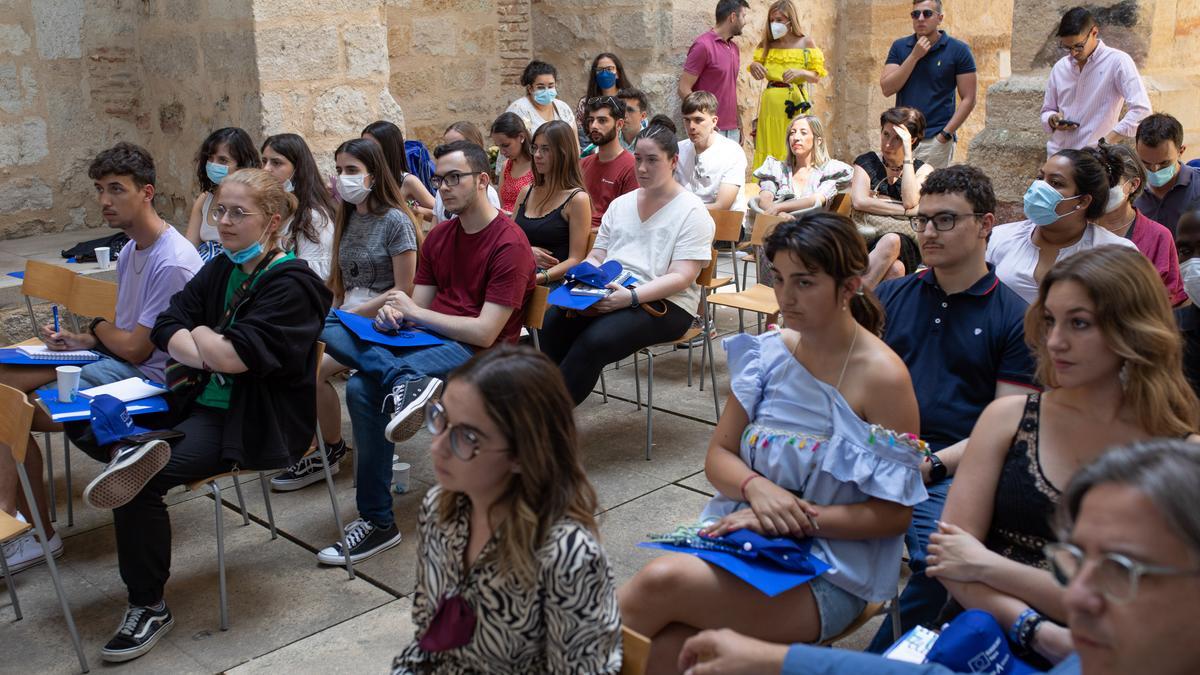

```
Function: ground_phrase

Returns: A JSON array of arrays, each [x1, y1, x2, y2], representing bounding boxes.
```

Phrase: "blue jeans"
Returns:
[[320, 313, 472, 529], [867, 476, 952, 652]]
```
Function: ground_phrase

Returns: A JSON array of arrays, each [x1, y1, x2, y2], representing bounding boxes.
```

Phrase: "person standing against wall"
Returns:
[[879, 0, 976, 168], [679, 0, 750, 143]]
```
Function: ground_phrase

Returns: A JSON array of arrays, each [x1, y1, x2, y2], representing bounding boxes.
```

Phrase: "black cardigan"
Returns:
[[151, 255, 333, 470]]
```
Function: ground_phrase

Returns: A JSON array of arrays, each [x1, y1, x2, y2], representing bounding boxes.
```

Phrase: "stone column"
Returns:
[[967, 0, 1200, 221]]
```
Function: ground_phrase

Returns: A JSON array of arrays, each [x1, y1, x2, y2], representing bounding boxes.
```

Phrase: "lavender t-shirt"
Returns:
[[115, 225, 203, 382]]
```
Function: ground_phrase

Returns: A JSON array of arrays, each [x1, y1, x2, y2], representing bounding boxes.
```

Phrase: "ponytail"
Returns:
[[849, 289, 885, 336]]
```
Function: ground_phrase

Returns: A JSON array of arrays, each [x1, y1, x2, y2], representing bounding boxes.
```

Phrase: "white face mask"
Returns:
[[1181, 257, 1200, 304], [283, 178, 294, 193], [770, 21, 789, 40], [1104, 184, 1127, 214], [338, 174, 371, 205]]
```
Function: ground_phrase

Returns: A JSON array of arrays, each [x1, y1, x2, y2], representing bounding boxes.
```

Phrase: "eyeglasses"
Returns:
[[1059, 33, 1094, 54], [909, 212, 985, 232], [430, 171, 482, 189], [210, 205, 261, 225], [589, 95, 621, 109], [425, 401, 506, 462], [1045, 542, 1200, 604], [910, 9, 937, 19], [595, 65, 617, 74]]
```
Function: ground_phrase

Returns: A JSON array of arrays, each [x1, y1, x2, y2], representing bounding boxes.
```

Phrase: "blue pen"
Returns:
[[52, 305, 59, 333]]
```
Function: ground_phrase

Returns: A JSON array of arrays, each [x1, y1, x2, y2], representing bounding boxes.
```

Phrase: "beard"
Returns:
[[589, 127, 618, 146]]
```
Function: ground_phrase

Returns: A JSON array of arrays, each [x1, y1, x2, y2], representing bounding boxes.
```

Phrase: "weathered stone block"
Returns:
[[0, 23, 31, 55], [253, 0, 378, 22], [201, 30, 258, 81], [32, 0, 83, 59], [142, 35, 200, 81], [346, 24, 389, 78], [0, 64, 34, 115], [0, 118, 49, 166], [256, 25, 340, 82], [377, 89, 406, 130], [312, 86, 370, 137], [411, 17, 458, 56], [0, 176, 52, 212], [159, 101, 187, 134]]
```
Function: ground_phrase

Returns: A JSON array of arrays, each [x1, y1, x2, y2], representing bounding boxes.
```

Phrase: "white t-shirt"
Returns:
[[433, 186, 501, 224], [506, 96, 577, 134], [282, 208, 335, 281], [595, 189, 715, 313], [675, 134, 747, 211], [986, 219, 1139, 304]]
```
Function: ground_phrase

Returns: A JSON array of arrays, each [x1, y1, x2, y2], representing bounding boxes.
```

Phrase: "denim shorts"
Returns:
[[810, 575, 868, 642]]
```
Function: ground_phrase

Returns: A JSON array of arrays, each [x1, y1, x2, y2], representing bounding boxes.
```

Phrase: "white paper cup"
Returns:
[[95, 246, 111, 270], [392, 462, 411, 494], [56, 365, 82, 403]]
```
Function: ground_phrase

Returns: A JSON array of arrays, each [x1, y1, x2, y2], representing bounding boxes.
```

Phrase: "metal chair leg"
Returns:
[[18, 464, 88, 672], [705, 329, 721, 421], [62, 432, 73, 527], [632, 351, 642, 410], [645, 350, 654, 461], [889, 594, 902, 642], [315, 423, 354, 579], [258, 474, 277, 540], [599, 371, 608, 403], [531, 328, 540, 351], [211, 481, 229, 631], [231, 473, 250, 526], [42, 432, 56, 523], [686, 340, 694, 388], [0, 541, 21, 620]]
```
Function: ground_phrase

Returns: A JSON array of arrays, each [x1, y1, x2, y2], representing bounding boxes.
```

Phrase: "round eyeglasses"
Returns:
[[1044, 541, 1200, 604], [209, 204, 262, 226], [425, 400, 507, 462]]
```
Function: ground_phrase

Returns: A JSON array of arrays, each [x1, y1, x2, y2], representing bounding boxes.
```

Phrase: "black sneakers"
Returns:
[[317, 518, 402, 565], [83, 440, 171, 510], [100, 602, 174, 663], [269, 440, 350, 492], [383, 376, 443, 443]]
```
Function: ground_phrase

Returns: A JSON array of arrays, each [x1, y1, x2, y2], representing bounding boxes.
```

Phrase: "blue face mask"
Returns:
[[206, 161, 230, 185], [533, 88, 557, 106], [224, 231, 268, 265], [1023, 179, 1083, 226], [595, 70, 618, 90], [1146, 162, 1178, 188]]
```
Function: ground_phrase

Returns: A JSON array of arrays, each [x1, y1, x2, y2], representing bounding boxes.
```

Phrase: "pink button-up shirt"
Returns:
[[1040, 40, 1151, 156]]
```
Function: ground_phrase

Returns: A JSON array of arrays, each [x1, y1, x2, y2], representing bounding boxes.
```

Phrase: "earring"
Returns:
[[1119, 361, 1129, 390]]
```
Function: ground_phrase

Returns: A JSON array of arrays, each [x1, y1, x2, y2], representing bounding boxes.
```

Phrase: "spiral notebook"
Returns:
[[15, 345, 101, 362]]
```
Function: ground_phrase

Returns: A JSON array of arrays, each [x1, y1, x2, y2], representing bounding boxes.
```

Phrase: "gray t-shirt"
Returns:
[[338, 208, 418, 295], [115, 225, 204, 382]]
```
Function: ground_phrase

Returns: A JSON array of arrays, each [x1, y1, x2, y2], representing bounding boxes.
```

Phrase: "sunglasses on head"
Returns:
[[910, 9, 937, 19]]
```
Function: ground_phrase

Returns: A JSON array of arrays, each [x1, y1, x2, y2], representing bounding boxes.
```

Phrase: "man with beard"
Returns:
[[581, 96, 638, 229]]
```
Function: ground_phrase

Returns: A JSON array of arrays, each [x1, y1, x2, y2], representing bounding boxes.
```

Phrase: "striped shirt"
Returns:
[[1039, 40, 1151, 156]]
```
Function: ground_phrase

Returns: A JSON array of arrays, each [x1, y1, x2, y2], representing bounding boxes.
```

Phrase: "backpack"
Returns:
[[404, 140, 436, 194], [61, 232, 130, 263]]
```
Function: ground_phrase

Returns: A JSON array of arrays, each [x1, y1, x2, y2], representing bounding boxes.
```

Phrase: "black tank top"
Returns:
[[515, 188, 581, 266]]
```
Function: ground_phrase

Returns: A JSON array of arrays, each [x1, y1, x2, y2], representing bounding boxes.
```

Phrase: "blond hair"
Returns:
[[787, 114, 832, 169], [759, 0, 807, 57], [1025, 246, 1200, 437], [217, 168, 299, 247]]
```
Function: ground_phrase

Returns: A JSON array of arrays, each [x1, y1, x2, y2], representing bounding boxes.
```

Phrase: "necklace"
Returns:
[[133, 220, 169, 275], [785, 323, 860, 392]]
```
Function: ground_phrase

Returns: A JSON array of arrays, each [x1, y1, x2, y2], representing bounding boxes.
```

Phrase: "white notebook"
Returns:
[[16, 345, 101, 362], [81, 378, 168, 403]]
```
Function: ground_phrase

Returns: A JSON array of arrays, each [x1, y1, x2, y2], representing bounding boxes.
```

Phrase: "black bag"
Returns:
[[61, 232, 130, 263]]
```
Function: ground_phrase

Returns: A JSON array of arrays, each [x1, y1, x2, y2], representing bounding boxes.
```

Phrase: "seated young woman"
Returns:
[[513, 119, 592, 285], [926, 245, 1200, 666], [752, 114, 852, 217], [849, 106, 934, 238], [72, 168, 331, 662], [618, 212, 928, 674], [537, 124, 714, 405], [391, 345, 621, 674]]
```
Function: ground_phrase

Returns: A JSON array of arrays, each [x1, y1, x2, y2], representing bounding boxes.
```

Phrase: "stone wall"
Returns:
[[0, 0, 261, 239]]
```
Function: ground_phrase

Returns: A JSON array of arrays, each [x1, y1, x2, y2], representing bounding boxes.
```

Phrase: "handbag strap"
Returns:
[[216, 249, 282, 331]]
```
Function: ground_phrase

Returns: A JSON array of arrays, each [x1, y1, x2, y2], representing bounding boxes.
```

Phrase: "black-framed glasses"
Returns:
[[909, 212, 985, 232], [1059, 31, 1094, 54], [1044, 542, 1200, 604], [910, 9, 937, 19], [425, 401, 507, 462], [430, 171, 482, 189], [595, 65, 617, 74], [210, 204, 261, 225]]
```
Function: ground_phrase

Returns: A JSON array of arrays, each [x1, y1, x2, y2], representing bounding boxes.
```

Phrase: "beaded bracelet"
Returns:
[[1009, 608, 1041, 648]]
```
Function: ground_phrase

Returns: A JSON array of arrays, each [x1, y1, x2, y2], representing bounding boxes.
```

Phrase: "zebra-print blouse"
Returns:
[[392, 486, 623, 675]]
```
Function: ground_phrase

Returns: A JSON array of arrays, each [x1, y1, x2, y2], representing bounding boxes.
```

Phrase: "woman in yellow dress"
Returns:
[[749, 0, 827, 174]]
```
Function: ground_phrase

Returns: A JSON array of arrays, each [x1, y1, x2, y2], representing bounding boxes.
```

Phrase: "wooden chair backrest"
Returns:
[[21, 260, 75, 305], [748, 212, 791, 247], [697, 248, 718, 287], [0, 384, 35, 465], [523, 285, 551, 330], [67, 276, 118, 322], [619, 625, 651, 675], [830, 192, 852, 216], [586, 230, 598, 253], [710, 209, 745, 244]]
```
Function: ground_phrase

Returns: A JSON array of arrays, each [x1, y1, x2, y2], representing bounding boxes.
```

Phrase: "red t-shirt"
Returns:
[[582, 150, 638, 229], [414, 213, 536, 347]]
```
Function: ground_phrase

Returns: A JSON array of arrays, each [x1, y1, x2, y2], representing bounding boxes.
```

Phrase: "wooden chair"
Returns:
[[523, 285, 551, 351], [66, 275, 117, 322], [716, 212, 789, 333], [619, 625, 651, 675], [0, 383, 89, 672], [708, 209, 743, 291], [829, 191, 852, 217]]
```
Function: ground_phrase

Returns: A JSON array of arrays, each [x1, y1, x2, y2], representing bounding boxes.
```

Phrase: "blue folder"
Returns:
[[0, 348, 99, 366], [333, 309, 444, 349], [34, 386, 170, 423], [638, 530, 831, 597], [547, 260, 638, 311]]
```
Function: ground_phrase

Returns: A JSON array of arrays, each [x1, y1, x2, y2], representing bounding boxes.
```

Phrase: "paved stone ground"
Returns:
[[0, 251, 892, 674]]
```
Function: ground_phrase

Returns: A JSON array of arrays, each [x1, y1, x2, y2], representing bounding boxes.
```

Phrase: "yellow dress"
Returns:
[[751, 47, 827, 175]]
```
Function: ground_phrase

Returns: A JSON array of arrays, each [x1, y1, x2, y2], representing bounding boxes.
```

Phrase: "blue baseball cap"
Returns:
[[89, 394, 154, 447], [926, 610, 1040, 675]]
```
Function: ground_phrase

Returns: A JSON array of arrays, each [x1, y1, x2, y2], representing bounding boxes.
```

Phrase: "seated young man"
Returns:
[[316, 140, 536, 564], [618, 87, 650, 153], [678, 440, 1200, 675], [581, 96, 638, 229], [866, 164, 1038, 651], [0, 142, 202, 573], [675, 90, 747, 212]]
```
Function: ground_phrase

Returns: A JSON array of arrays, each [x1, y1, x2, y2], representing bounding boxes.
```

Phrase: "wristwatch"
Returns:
[[928, 453, 947, 482], [937, 130, 953, 142], [629, 287, 640, 309], [88, 317, 107, 336]]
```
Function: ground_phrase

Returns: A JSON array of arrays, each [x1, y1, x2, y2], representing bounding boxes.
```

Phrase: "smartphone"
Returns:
[[1058, 118, 1080, 129]]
